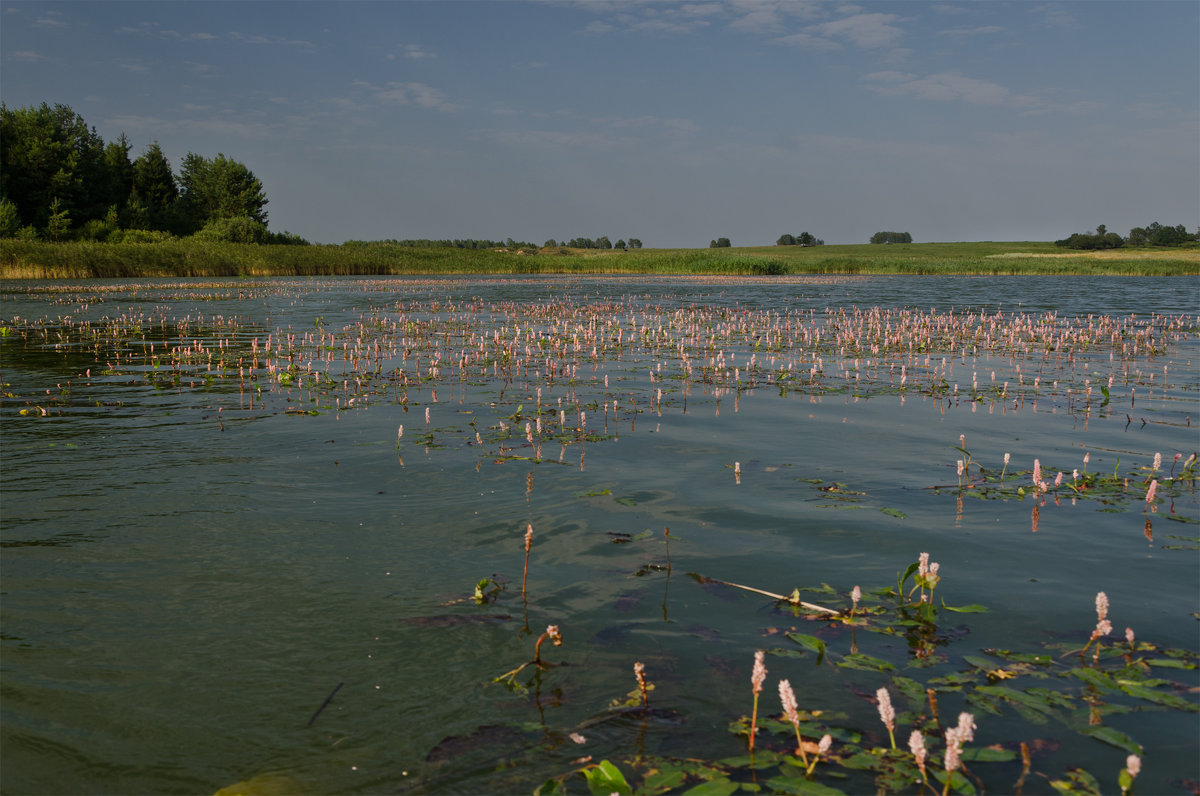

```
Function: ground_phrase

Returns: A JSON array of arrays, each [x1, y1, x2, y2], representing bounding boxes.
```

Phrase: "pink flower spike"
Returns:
[[1033, 458, 1042, 485], [1095, 592, 1109, 621], [1145, 479, 1158, 504], [751, 650, 767, 695], [1126, 754, 1141, 779]]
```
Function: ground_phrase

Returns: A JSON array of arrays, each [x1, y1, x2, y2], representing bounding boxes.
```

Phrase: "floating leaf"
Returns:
[[1117, 679, 1200, 711], [879, 507, 907, 519], [1146, 657, 1197, 669], [1080, 725, 1143, 755], [961, 746, 1019, 762], [763, 776, 849, 795], [615, 496, 638, 506], [681, 779, 739, 796], [1048, 767, 1101, 795], [943, 603, 989, 613], [785, 632, 828, 664], [583, 759, 632, 795], [575, 488, 612, 498], [837, 653, 895, 672]]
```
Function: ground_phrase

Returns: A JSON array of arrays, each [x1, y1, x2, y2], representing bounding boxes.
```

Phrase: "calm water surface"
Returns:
[[1, 275, 1197, 795]]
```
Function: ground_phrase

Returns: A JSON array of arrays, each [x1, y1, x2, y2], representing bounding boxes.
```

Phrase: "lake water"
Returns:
[[1, 275, 1197, 795]]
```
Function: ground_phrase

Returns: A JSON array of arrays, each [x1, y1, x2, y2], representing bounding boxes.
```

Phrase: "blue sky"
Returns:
[[2, 0, 1197, 246]]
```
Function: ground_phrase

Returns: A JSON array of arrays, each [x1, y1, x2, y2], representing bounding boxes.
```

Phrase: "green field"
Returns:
[[1, 238, 1197, 279]]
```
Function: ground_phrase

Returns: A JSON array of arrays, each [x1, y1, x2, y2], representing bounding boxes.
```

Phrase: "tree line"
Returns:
[[0, 102, 304, 244], [1055, 223, 1197, 250]]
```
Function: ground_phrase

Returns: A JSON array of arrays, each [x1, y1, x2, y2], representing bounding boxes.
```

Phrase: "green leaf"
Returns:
[[535, 778, 567, 795], [681, 779, 739, 796], [1117, 679, 1200, 711], [785, 632, 828, 664], [879, 507, 907, 519], [961, 746, 1019, 762], [1146, 657, 1197, 670], [1048, 767, 1101, 795], [1068, 668, 1120, 692], [615, 496, 638, 506], [942, 603, 989, 613], [763, 776, 849, 795], [1080, 726, 1143, 755], [583, 759, 632, 795], [837, 653, 895, 672]]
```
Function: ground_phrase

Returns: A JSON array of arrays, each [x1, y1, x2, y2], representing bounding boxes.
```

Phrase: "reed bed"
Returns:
[[3, 239, 1197, 278]]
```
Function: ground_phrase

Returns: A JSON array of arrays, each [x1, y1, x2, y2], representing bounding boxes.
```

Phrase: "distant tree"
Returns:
[[870, 231, 912, 244], [0, 102, 108, 229], [0, 197, 19, 238], [177, 152, 267, 232], [614, 239, 627, 250], [628, 238, 642, 249], [1055, 224, 1124, 250], [797, 231, 824, 246], [544, 239, 557, 248], [1127, 222, 1191, 247], [102, 133, 135, 213], [131, 142, 178, 230], [45, 196, 70, 241], [597, 236, 612, 249], [710, 237, 731, 248], [777, 233, 796, 246]]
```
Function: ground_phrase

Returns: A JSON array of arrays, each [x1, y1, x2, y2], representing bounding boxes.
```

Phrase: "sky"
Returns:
[[2, 0, 1197, 247]]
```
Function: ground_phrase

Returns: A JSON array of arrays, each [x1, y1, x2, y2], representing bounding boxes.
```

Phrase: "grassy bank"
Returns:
[[2, 238, 1197, 279]]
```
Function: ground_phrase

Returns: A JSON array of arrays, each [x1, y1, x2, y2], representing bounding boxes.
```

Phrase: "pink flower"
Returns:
[[909, 730, 927, 773], [1126, 754, 1141, 779], [778, 679, 799, 725], [918, 552, 930, 577], [955, 712, 976, 744], [1033, 458, 1042, 485], [751, 650, 766, 695], [876, 687, 895, 732], [817, 734, 832, 754], [851, 585, 861, 608], [1095, 591, 1109, 621], [1152, 452, 1161, 471], [1125, 627, 1135, 645], [1145, 479, 1158, 504]]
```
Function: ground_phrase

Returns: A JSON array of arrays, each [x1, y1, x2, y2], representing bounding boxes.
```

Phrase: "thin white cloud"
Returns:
[[865, 70, 1041, 108], [937, 25, 1005, 37], [1031, 3, 1076, 29], [376, 82, 458, 111], [34, 11, 65, 27], [814, 13, 904, 49], [7, 50, 48, 61], [400, 44, 436, 59], [227, 31, 314, 48]]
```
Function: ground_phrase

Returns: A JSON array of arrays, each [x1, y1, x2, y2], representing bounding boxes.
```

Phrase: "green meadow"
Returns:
[[1, 238, 1197, 279]]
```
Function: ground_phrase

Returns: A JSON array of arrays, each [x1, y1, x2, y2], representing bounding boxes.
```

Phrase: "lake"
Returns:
[[1, 275, 1197, 795]]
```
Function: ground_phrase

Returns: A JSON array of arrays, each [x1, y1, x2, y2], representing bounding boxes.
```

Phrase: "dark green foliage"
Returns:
[[1126, 221, 1194, 247], [870, 231, 913, 244], [177, 152, 268, 231], [710, 237, 731, 248], [193, 215, 269, 244], [1, 102, 108, 229], [1, 102, 274, 242], [1054, 224, 1124, 249], [778, 232, 824, 246]]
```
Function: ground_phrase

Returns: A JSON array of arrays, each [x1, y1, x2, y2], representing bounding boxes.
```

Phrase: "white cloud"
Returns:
[[865, 70, 1042, 108], [7, 50, 47, 61], [813, 13, 904, 49], [376, 82, 458, 111], [401, 44, 436, 59], [936, 25, 1005, 37], [34, 12, 65, 27]]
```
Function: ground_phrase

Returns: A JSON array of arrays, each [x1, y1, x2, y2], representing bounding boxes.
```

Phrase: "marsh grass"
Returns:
[[4, 239, 1196, 278]]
